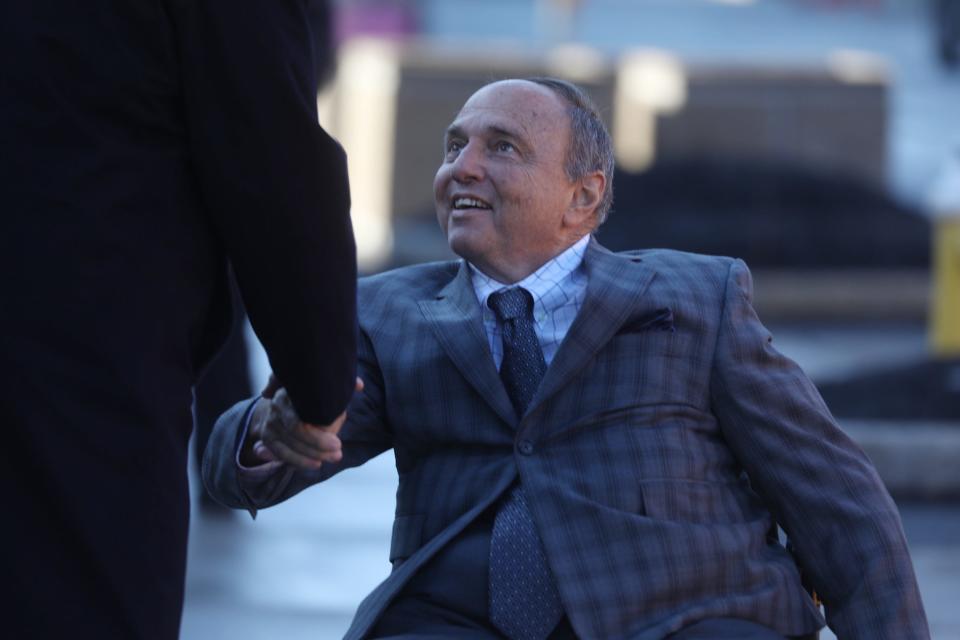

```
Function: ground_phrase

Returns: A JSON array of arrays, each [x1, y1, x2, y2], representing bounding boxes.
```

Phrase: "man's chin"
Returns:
[[446, 230, 484, 264]]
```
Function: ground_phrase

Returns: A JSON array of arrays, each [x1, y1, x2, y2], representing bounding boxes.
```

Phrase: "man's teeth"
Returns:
[[453, 197, 489, 209]]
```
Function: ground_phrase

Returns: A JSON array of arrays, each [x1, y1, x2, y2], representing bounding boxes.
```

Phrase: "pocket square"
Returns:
[[617, 307, 674, 334]]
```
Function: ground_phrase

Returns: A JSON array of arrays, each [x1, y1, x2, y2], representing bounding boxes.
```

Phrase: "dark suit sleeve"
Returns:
[[709, 259, 929, 640], [202, 326, 392, 515], [167, 0, 356, 424]]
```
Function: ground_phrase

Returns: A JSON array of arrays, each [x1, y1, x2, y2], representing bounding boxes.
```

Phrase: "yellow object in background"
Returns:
[[931, 217, 960, 356], [929, 148, 960, 357]]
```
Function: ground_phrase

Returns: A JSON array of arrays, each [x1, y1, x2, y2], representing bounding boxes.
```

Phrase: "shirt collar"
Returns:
[[468, 234, 590, 311]]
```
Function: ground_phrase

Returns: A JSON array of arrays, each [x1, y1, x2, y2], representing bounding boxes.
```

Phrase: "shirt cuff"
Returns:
[[235, 398, 285, 481]]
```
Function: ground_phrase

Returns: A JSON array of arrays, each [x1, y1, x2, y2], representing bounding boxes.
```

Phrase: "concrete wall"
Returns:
[[656, 66, 886, 185]]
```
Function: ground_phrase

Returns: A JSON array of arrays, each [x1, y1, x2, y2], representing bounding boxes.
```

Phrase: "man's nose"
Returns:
[[450, 141, 484, 183]]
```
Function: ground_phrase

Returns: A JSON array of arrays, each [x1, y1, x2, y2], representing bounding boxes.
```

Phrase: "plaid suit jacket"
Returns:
[[204, 239, 928, 639]]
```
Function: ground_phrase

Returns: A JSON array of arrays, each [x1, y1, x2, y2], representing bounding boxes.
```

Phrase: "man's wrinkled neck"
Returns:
[[468, 260, 536, 285], [464, 233, 591, 285]]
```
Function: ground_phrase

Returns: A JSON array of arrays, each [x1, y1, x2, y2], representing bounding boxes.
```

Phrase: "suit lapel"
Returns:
[[418, 262, 517, 427], [528, 239, 658, 413]]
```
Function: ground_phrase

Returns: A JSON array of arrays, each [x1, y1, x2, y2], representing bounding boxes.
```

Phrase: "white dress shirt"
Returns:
[[468, 234, 590, 369]]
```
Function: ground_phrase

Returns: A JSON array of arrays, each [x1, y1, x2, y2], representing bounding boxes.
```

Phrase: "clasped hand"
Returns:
[[242, 373, 363, 470]]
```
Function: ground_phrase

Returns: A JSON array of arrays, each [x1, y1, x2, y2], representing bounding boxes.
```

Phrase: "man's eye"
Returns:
[[495, 141, 515, 153], [446, 140, 464, 155]]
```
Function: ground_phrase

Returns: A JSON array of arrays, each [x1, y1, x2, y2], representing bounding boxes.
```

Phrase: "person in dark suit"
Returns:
[[191, 0, 339, 515], [204, 78, 928, 639], [192, 271, 253, 515], [0, 2, 357, 639]]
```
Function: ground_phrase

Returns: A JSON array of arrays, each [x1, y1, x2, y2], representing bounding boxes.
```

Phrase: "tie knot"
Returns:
[[488, 287, 534, 321]]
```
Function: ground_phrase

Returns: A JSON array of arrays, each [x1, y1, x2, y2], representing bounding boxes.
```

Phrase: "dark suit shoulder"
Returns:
[[359, 260, 461, 300], [614, 247, 738, 296], [618, 247, 736, 270]]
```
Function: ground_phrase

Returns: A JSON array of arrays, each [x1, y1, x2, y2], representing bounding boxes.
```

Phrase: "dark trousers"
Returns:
[[669, 618, 787, 639], [370, 595, 577, 639], [370, 510, 577, 639], [372, 607, 785, 640]]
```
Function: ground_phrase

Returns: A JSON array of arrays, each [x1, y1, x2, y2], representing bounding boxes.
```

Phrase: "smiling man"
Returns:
[[204, 78, 929, 640], [437, 79, 605, 285]]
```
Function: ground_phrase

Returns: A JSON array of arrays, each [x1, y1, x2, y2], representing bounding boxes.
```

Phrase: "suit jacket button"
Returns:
[[518, 440, 534, 455]]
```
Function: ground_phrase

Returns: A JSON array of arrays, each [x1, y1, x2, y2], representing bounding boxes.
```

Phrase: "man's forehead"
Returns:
[[445, 106, 532, 138], [447, 81, 566, 137]]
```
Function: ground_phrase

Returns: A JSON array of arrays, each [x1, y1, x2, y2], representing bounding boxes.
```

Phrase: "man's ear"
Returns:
[[564, 171, 606, 229]]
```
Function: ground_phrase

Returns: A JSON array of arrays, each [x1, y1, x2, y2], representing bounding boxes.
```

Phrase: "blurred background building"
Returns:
[[185, 1, 960, 638]]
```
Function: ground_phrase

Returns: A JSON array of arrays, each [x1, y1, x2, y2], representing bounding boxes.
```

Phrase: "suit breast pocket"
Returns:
[[595, 330, 711, 409]]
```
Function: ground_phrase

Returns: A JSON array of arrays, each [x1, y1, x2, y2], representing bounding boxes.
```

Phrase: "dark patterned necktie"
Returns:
[[487, 287, 563, 640]]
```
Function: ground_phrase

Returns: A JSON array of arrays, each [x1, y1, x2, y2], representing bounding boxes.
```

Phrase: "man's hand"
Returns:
[[240, 376, 363, 470], [260, 372, 282, 399]]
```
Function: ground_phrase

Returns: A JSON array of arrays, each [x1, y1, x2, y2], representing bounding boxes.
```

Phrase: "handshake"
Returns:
[[240, 374, 364, 470]]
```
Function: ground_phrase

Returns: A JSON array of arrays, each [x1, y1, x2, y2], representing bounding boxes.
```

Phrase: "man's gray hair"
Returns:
[[527, 77, 615, 225]]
